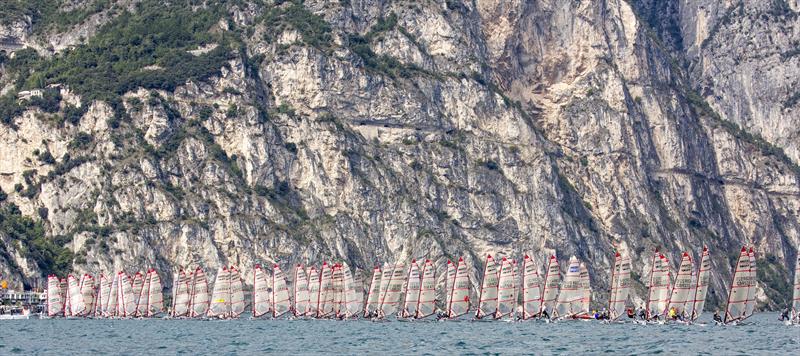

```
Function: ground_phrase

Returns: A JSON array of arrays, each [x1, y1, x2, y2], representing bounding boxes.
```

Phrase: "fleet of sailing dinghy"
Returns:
[[44, 243, 800, 325]]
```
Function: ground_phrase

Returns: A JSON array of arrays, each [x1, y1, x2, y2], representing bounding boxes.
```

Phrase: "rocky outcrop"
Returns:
[[0, 1, 797, 309]]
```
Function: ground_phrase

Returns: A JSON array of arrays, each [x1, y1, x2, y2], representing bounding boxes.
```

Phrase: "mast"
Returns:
[[645, 249, 659, 319]]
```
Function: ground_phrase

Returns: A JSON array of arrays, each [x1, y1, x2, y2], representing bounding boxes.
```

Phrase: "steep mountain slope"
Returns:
[[0, 0, 797, 309]]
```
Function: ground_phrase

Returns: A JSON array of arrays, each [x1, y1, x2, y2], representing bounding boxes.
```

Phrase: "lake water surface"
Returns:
[[0, 313, 797, 355]]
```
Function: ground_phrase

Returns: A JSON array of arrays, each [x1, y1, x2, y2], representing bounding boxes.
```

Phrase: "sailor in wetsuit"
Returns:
[[626, 308, 635, 319], [713, 310, 723, 323], [540, 309, 550, 319]]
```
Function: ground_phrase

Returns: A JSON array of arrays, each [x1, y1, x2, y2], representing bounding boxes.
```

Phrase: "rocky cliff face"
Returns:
[[0, 0, 797, 310]]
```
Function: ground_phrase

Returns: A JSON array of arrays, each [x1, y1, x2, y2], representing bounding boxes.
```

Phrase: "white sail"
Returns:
[[308, 266, 321, 317], [541, 255, 560, 317], [363, 266, 381, 317], [331, 264, 344, 317], [496, 257, 516, 319], [252, 264, 271, 318], [119, 273, 136, 317], [667, 252, 694, 316], [272, 264, 291, 317], [379, 262, 406, 318], [209, 266, 231, 318], [189, 267, 209, 317], [724, 247, 751, 323], [402, 260, 422, 318], [67, 274, 86, 316], [342, 263, 361, 318], [147, 269, 163, 317], [744, 248, 757, 318], [229, 267, 245, 318], [353, 268, 364, 313], [95, 274, 111, 317], [646, 251, 670, 319], [578, 263, 590, 316], [317, 262, 334, 318], [293, 265, 309, 317], [106, 274, 118, 317], [447, 257, 470, 318], [416, 259, 437, 319], [609, 253, 632, 320], [793, 253, 800, 323], [445, 260, 456, 311], [135, 271, 151, 317], [690, 246, 711, 321], [555, 256, 582, 318], [79, 274, 95, 317], [47, 275, 64, 317], [60, 278, 70, 317], [172, 270, 190, 317], [130, 272, 144, 315], [476, 254, 499, 319], [521, 255, 542, 320]]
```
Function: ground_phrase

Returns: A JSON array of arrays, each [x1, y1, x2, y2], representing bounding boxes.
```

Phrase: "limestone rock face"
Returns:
[[0, 1, 797, 309]]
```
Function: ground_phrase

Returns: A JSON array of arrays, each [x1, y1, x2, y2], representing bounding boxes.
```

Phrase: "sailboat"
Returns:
[[46, 275, 64, 317], [521, 255, 543, 320], [79, 274, 96, 317], [363, 266, 381, 318], [118, 272, 136, 318], [792, 253, 799, 325], [496, 257, 517, 320], [689, 246, 711, 322], [229, 267, 245, 318], [317, 262, 334, 318], [67, 274, 86, 317], [331, 264, 344, 318], [308, 266, 321, 318], [293, 264, 309, 318], [342, 263, 361, 319], [377, 262, 406, 319], [554, 256, 582, 320], [209, 266, 231, 319], [540, 255, 560, 319], [130, 272, 144, 315], [252, 264, 271, 318], [401, 260, 422, 319], [444, 260, 456, 314], [272, 264, 291, 318], [146, 269, 164, 317], [724, 247, 754, 324], [189, 267, 209, 318], [171, 270, 191, 318], [135, 270, 152, 317], [446, 257, 470, 319], [608, 252, 632, 321], [744, 248, 758, 318], [666, 252, 694, 320], [353, 268, 365, 316], [95, 274, 112, 318], [476, 254, 499, 320], [415, 259, 437, 319], [577, 262, 591, 318], [645, 250, 670, 321]]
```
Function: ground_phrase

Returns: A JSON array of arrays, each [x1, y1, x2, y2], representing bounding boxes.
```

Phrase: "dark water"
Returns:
[[0, 313, 796, 355]]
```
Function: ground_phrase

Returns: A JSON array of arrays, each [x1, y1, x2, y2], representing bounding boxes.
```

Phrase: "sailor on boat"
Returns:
[[713, 310, 723, 324], [626, 308, 635, 320]]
